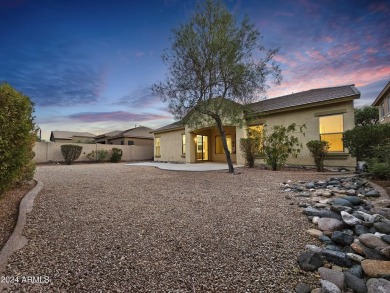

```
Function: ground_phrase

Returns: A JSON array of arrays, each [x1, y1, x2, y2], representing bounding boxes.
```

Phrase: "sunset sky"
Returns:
[[1, 0, 389, 140]]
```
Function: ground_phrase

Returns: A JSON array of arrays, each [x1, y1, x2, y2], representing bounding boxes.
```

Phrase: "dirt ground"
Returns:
[[0, 164, 388, 292]]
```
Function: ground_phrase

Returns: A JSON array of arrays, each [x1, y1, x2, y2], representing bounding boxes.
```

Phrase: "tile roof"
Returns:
[[153, 85, 360, 133], [51, 131, 96, 140], [153, 121, 184, 133], [250, 84, 360, 113], [120, 126, 154, 139], [372, 80, 390, 106]]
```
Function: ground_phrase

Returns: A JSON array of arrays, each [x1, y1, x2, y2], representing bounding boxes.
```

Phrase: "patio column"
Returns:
[[235, 126, 246, 165]]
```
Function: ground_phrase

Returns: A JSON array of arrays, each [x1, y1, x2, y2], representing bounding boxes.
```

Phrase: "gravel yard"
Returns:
[[3, 164, 337, 292]]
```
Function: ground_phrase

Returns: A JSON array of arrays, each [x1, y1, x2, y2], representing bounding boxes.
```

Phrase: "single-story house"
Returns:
[[50, 131, 96, 143], [152, 84, 361, 168], [95, 126, 154, 146], [372, 80, 390, 124]]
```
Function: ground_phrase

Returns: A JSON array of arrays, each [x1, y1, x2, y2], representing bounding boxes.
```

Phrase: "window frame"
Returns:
[[155, 137, 161, 157], [215, 135, 232, 154], [319, 114, 344, 153], [181, 134, 186, 155]]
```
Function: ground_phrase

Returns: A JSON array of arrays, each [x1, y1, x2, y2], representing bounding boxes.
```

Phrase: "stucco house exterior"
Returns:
[[153, 84, 360, 168], [372, 80, 390, 124], [50, 131, 96, 143], [95, 126, 154, 146]]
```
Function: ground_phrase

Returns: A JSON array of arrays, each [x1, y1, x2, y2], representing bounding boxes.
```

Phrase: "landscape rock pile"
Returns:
[[282, 176, 390, 293]]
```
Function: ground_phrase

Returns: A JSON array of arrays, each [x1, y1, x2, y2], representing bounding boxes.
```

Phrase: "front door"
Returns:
[[196, 135, 209, 161]]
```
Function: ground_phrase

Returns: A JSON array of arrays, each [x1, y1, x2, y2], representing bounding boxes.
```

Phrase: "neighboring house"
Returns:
[[95, 126, 154, 146], [153, 84, 360, 168], [372, 81, 390, 124], [50, 131, 96, 143]]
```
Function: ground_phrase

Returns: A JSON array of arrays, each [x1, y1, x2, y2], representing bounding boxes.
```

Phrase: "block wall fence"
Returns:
[[33, 142, 154, 163]]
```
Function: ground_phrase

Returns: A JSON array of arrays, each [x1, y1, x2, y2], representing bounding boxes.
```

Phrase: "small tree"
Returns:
[[110, 148, 123, 163], [344, 124, 390, 161], [306, 140, 329, 172], [86, 149, 108, 162], [354, 106, 379, 126], [240, 137, 261, 168], [262, 123, 305, 171], [61, 144, 83, 165], [152, 0, 281, 173], [0, 83, 36, 194]]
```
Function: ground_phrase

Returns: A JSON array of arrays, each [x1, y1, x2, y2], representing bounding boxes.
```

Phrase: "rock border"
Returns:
[[284, 175, 390, 292], [0, 180, 44, 291]]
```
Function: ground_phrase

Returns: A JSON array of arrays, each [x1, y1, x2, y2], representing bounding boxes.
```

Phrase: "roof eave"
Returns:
[[152, 126, 185, 134], [372, 81, 390, 106], [252, 95, 359, 116]]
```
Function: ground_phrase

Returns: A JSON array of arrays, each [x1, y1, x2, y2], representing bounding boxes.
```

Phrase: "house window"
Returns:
[[121, 140, 124, 145], [379, 103, 385, 119], [182, 135, 186, 155], [319, 114, 344, 152], [387, 96, 390, 114], [248, 125, 264, 154], [215, 135, 232, 154], [155, 138, 161, 156], [128, 141, 134, 145]]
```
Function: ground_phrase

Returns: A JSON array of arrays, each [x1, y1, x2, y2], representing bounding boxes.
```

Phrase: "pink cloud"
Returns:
[[305, 49, 325, 62], [273, 55, 297, 67], [322, 36, 334, 43], [367, 47, 379, 54], [267, 65, 390, 98], [69, 111, 170, 123]]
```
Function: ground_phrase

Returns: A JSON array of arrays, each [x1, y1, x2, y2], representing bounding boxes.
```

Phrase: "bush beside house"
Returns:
[[0, 83, 36, 195]]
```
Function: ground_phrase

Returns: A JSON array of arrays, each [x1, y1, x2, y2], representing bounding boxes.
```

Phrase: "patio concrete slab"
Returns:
[[126, 161, 244, 171]]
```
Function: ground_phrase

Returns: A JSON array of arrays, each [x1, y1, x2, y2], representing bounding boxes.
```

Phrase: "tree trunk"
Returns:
[[215, 118, 234, 173]]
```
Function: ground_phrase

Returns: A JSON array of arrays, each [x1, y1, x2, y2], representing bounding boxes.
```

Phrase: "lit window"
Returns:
[[155, 138, 161, 156], [379, 103, 385, 118], [248, 125, 263, 154], [215, 135, 232, 154], [319, 114, 344, 152], [387, 96, 390, 114], [182, 135, 186, 155]]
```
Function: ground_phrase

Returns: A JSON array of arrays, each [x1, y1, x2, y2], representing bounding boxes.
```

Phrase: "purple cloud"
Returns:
[[68, 111, 170, 122]]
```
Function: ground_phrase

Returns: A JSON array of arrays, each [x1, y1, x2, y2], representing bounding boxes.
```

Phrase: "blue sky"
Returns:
[[1, 0, 389, 140]]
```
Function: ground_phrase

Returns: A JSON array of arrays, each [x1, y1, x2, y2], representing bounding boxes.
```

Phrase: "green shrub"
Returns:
[[344, 124, 390, 161], [110, 148, 123, 163], [0, 83, 36, 194], [306, 140, 329, 172], [370, 162, 390, 180], [61, 144, 83, 165], [262, 123, 305, 171], [86, 149, 109, 161], [240, 137, 261, 168]]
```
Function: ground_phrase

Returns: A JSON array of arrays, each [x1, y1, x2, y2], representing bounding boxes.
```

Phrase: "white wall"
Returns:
[[33, 142, 153, 163]]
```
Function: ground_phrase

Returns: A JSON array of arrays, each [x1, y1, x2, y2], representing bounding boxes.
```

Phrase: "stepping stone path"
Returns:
[[282, 176, 390, 292]]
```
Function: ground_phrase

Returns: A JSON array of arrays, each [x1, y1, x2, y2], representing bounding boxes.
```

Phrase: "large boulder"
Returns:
[[318, 267, 345, 290], [297, 251, 324, 271], [341, 211, 363, 226], [322, 249, 352, 267], [361, 260, 390, 277], [331, 231, 354, 246], [359, 234, 389, 250], [366, 278, 390, 293], [344, 272, 367, 293], [374, 222, 390, 234], [318, 218, 345, 232], [320, 280, 341, 293], [332, 198, 353, 208]]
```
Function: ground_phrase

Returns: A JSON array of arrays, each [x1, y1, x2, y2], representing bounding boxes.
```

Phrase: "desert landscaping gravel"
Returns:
[[2, 164, 341, 292]]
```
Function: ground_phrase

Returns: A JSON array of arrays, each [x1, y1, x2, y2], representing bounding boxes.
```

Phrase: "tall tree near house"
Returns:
[[354, 106, 379, 126], [152, 0, 281, 173]]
